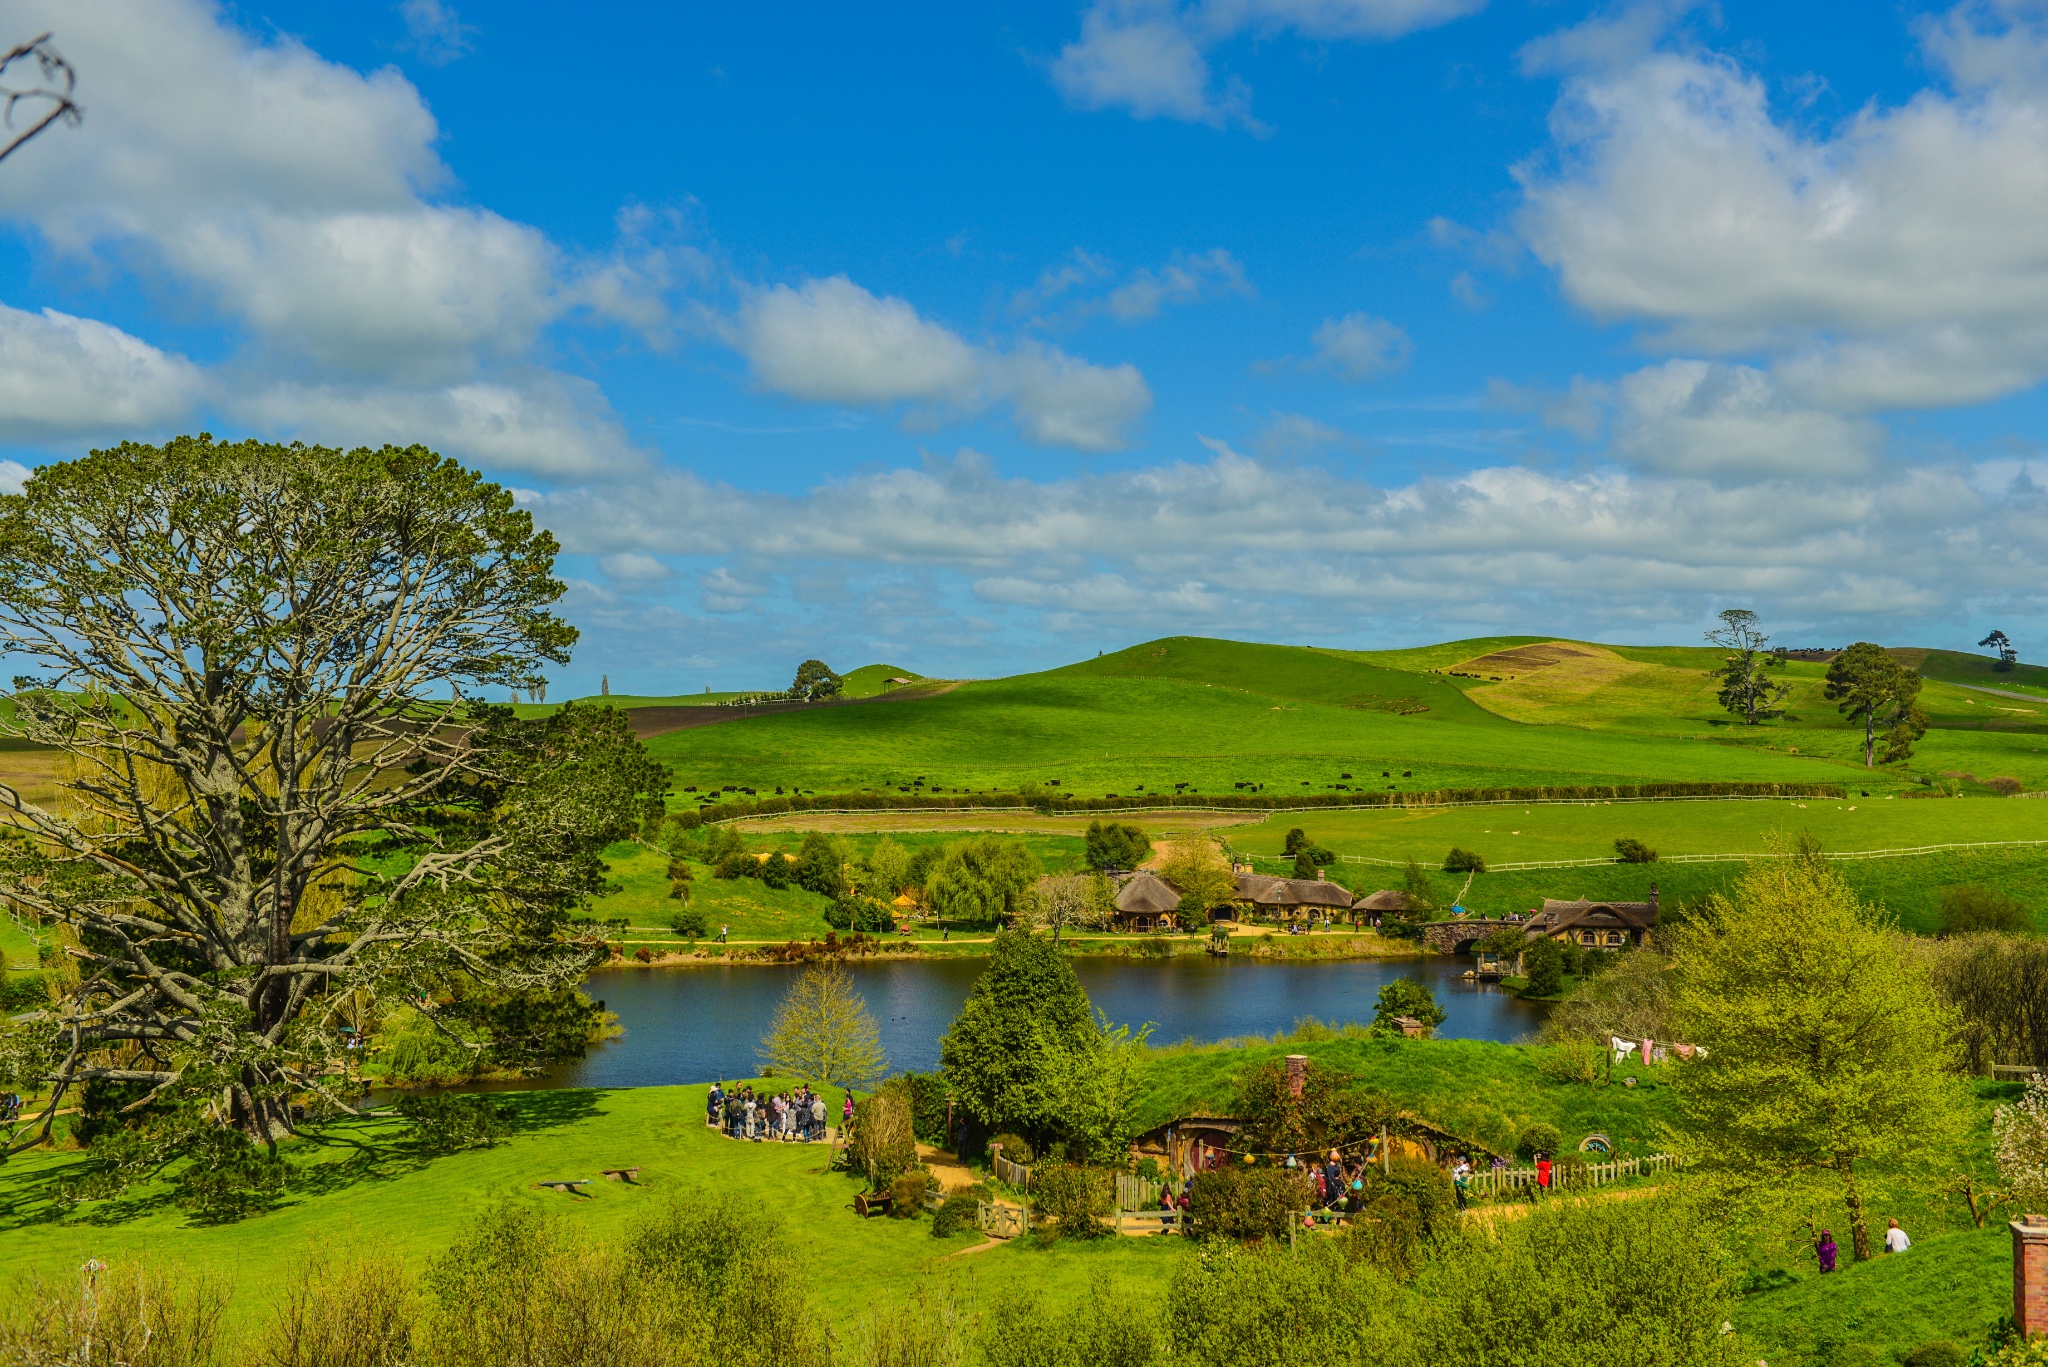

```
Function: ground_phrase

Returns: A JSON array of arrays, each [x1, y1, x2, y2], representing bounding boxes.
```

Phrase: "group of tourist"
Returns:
[[1813, 1219, 1911, 1273], [706, 1081, 832, 1142]]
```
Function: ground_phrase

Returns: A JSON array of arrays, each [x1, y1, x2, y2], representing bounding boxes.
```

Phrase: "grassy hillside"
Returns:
[[840, 663, 925, 698], [647, 638, 1858, 798]]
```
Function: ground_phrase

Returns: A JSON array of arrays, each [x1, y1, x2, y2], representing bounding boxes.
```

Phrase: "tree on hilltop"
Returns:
[[790, 659, 842, 701], [1084, 819, 1149, 871], [0, 437, 667, 1152], [1705, 609, 1791, 725], [1823, 642, 1926, 766], [1980, 629, 2018, 672]]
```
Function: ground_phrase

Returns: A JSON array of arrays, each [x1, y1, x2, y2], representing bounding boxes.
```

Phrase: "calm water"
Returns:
[[541, 955, 1546, 1088]]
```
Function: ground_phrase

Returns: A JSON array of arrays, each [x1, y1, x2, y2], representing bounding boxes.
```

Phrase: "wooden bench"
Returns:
[[601, 1167, 641, 1183], [533, 1179, 592, 1195], [852, 1191, 894, 1218]]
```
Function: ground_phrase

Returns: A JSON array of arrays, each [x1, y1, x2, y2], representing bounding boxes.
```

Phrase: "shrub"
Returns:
[[714, 851, 753, 880], [0, 970, 46, 1012], [1613, 837, 1658, 864], [849, 1082, 917, 1187], [1349, 1190, 1425, 1276], [1901, 1342, 1967, 1367], [1375, 1157, 1458, 1240], [890, 1167, 933, 1217], [931, 1184, 989, 1238], [1187, 1166, 1313, 1242], [0, 1260, 230, 1367], [757, 851, 792, 890], [1521, 938, 1566, 998], [1518, 1122, 1563, 1158], [990, 1133, 1035, 1164], [1135, 1156, 1161, 1182], [1938, 885, 2032, 935], [1282, 827, 1310, 856], [794, 831, 849, 898], [1442, 847, 1485, 874], [1085, 820, 1151, 871], [1370, 977, 1447, 1037], [825, 896, 894, 933], [1031, 1165, 1114, 1240], [670, 906, 708, 939], [398, 1093, 507, 1153], [1988, 776, 2026, 796], [666, 860, 693, 901]]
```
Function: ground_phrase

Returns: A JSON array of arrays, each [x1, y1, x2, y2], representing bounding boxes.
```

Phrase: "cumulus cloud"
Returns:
[[0, 304, 203, 440], [1050, 0, 1488, 126], [0, 1, 648, 380], [231, 371, 645, 477], [1017, 248, 1253, 325], [1610, 361, 1885, 479], [526, 443, 2045, 643], [1309, 313, 1413, 381], [600, 552, 669, 582], [734, 276, 1150, 450], [1517, 1, 2048, 411]]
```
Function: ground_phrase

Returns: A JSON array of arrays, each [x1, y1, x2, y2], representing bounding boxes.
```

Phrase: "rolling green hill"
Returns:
[[644, 635, 2048, 800]]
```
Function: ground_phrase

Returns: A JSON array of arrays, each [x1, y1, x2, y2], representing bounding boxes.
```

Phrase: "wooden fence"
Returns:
[[1115, 1173, 1163, 1210], [992, 1150, 1032, 1191], [1464, 1153, 1684, 1199], [977, 1201, 1029, 1238]]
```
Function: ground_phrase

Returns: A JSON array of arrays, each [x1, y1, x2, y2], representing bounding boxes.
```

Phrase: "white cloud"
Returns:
[[398, 0, 477, 65], [0, 304, 202, 440], [1309, 313, 1413, 381], [1611, 361, 1884, 479], [231, 371, 644, 477], [521, 444, 2048, 651], [0, 1, 645, 380], [734, 276, 1151, 450], [0, 461, 31, 495], [1050, 0, 1487, 126], [1012, 248, 1251, 326], [600, 552, 669, 582], [1517, 2, 2048, 411]]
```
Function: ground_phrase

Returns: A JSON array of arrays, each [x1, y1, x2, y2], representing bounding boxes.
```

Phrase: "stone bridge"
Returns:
[[1419, 918, 1521, 955]]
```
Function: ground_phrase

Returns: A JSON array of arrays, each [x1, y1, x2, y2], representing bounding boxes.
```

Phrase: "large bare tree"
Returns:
[[0, 33, 80, 165], [0, 437, 665, 1151]]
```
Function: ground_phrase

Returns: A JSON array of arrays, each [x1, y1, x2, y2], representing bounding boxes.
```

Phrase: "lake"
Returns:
[[538, 954, 1545, 1088]]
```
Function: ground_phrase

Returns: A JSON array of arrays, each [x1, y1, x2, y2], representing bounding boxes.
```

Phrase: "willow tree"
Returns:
[[0, 437, 666, 1149]]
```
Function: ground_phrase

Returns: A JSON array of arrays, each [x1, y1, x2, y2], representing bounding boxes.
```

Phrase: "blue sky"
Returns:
[[0, 0, 2044, 694]]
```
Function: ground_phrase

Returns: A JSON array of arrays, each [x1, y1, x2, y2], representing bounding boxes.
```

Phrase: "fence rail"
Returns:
[[977, 1201, 1029, 1238], [1115, 1173, 1164, 1210], [1464, 1153, 1685, 1199], [992, 1151, 1032, 1191]]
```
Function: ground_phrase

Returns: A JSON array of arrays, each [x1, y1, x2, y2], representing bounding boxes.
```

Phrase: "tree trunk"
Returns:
[[1837, 1154, 1871, 1261], [1862, 710, 1875, 767]]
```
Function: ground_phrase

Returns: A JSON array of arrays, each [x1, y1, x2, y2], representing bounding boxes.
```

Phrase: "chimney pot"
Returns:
[[1285, 1054, 1308, 1098]]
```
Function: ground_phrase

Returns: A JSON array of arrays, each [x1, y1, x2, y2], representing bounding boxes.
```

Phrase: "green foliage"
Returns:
[[888, 1167, 932, 1217], [978, 1280, 1160, 1367], [669, 906, 708, 938], [0, 970, 45, 1012], [792, 831, 849, 898], [378, 1015, 480, 1086], [789, 659, 843, 702], [848, 1081, 917, 1187], [1084, 820, 1151, 872], [1827, 642, 1929, 766], [1441, 847, 1485, 873], [1370, 977, 1446, 1036], [396, 1093, 507, 1153], [1706, 608, 1792, 725], [1186, 1165, 1313, 1242], [1900, 1341, 1967, 1367], [1535, 1037, 1605, 1085], [1032, 1165, 1114, 1239], [172, 1126, 289, 1222], [1158, 837, 1236, 918], [1521, 937, 1566, 998], [930, 1184, 988, 1238], [1674, 851, 1971, 1261], [927, 837, 1041, 927], [1517, 1122, 1563, 1157], [1230, 1057, 1392, 1156], [759, 961, 887, 1087], [940, 930, 1097, 1144], [989, 1133, 1035, 1164], [1349, 1158, 1459, 1277], [1938, 884, 2031, 935], [1400, 858, 1439, 918], [824, 894, 893, 933], [1614, 836, 1658, 863]]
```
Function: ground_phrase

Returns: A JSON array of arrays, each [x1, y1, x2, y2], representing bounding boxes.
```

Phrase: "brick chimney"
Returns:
[[1285, 1054, 1308, 1098], [2017, 1214, 2048, 1340]]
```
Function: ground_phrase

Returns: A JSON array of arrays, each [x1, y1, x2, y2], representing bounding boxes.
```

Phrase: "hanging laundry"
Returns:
[[1652, 1046, 1670, 1063], [1639, 1038, 1654, 1065], [1674, 1043, 1696, 1061], [1611, 1035, 1635, 1063]]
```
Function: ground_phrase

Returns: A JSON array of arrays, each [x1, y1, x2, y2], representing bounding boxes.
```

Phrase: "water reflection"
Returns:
[[536, 954, 1545, 1089]]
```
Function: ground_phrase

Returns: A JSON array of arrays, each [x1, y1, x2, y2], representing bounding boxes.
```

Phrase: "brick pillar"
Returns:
[[1285, 1054, 1308, 1098], [2016, 1214, 2048, 1339]]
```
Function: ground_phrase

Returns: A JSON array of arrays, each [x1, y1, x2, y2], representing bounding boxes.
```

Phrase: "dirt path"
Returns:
[[917, 1142, 979, 1194]]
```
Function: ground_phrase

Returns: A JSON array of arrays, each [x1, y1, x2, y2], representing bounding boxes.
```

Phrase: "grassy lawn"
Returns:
[[1224, 795, 2047, 865], [0, 1084, 1181, 1341]]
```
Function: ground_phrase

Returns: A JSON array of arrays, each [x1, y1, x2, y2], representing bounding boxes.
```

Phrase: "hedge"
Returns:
[[670, 782, 1848, 829]]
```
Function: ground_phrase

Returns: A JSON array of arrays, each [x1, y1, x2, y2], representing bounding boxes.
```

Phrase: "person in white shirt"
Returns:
[[1883, 1218, 1910, 1253]]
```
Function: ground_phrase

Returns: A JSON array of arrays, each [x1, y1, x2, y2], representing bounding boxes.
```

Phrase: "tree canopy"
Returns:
[[1084, 820, 1150, 872], [1705, 609, 1791, 726], [939, 929, 1099, 1148], [758, 961, 886, 1088], [1158, 837, 1235, 918], [925, 836, 1040, 927], [1672, 847, 1966, 1261], [789, 660, 842, 702], [0, 437, 667, 1149], [1823, 642, 1926, 766]]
